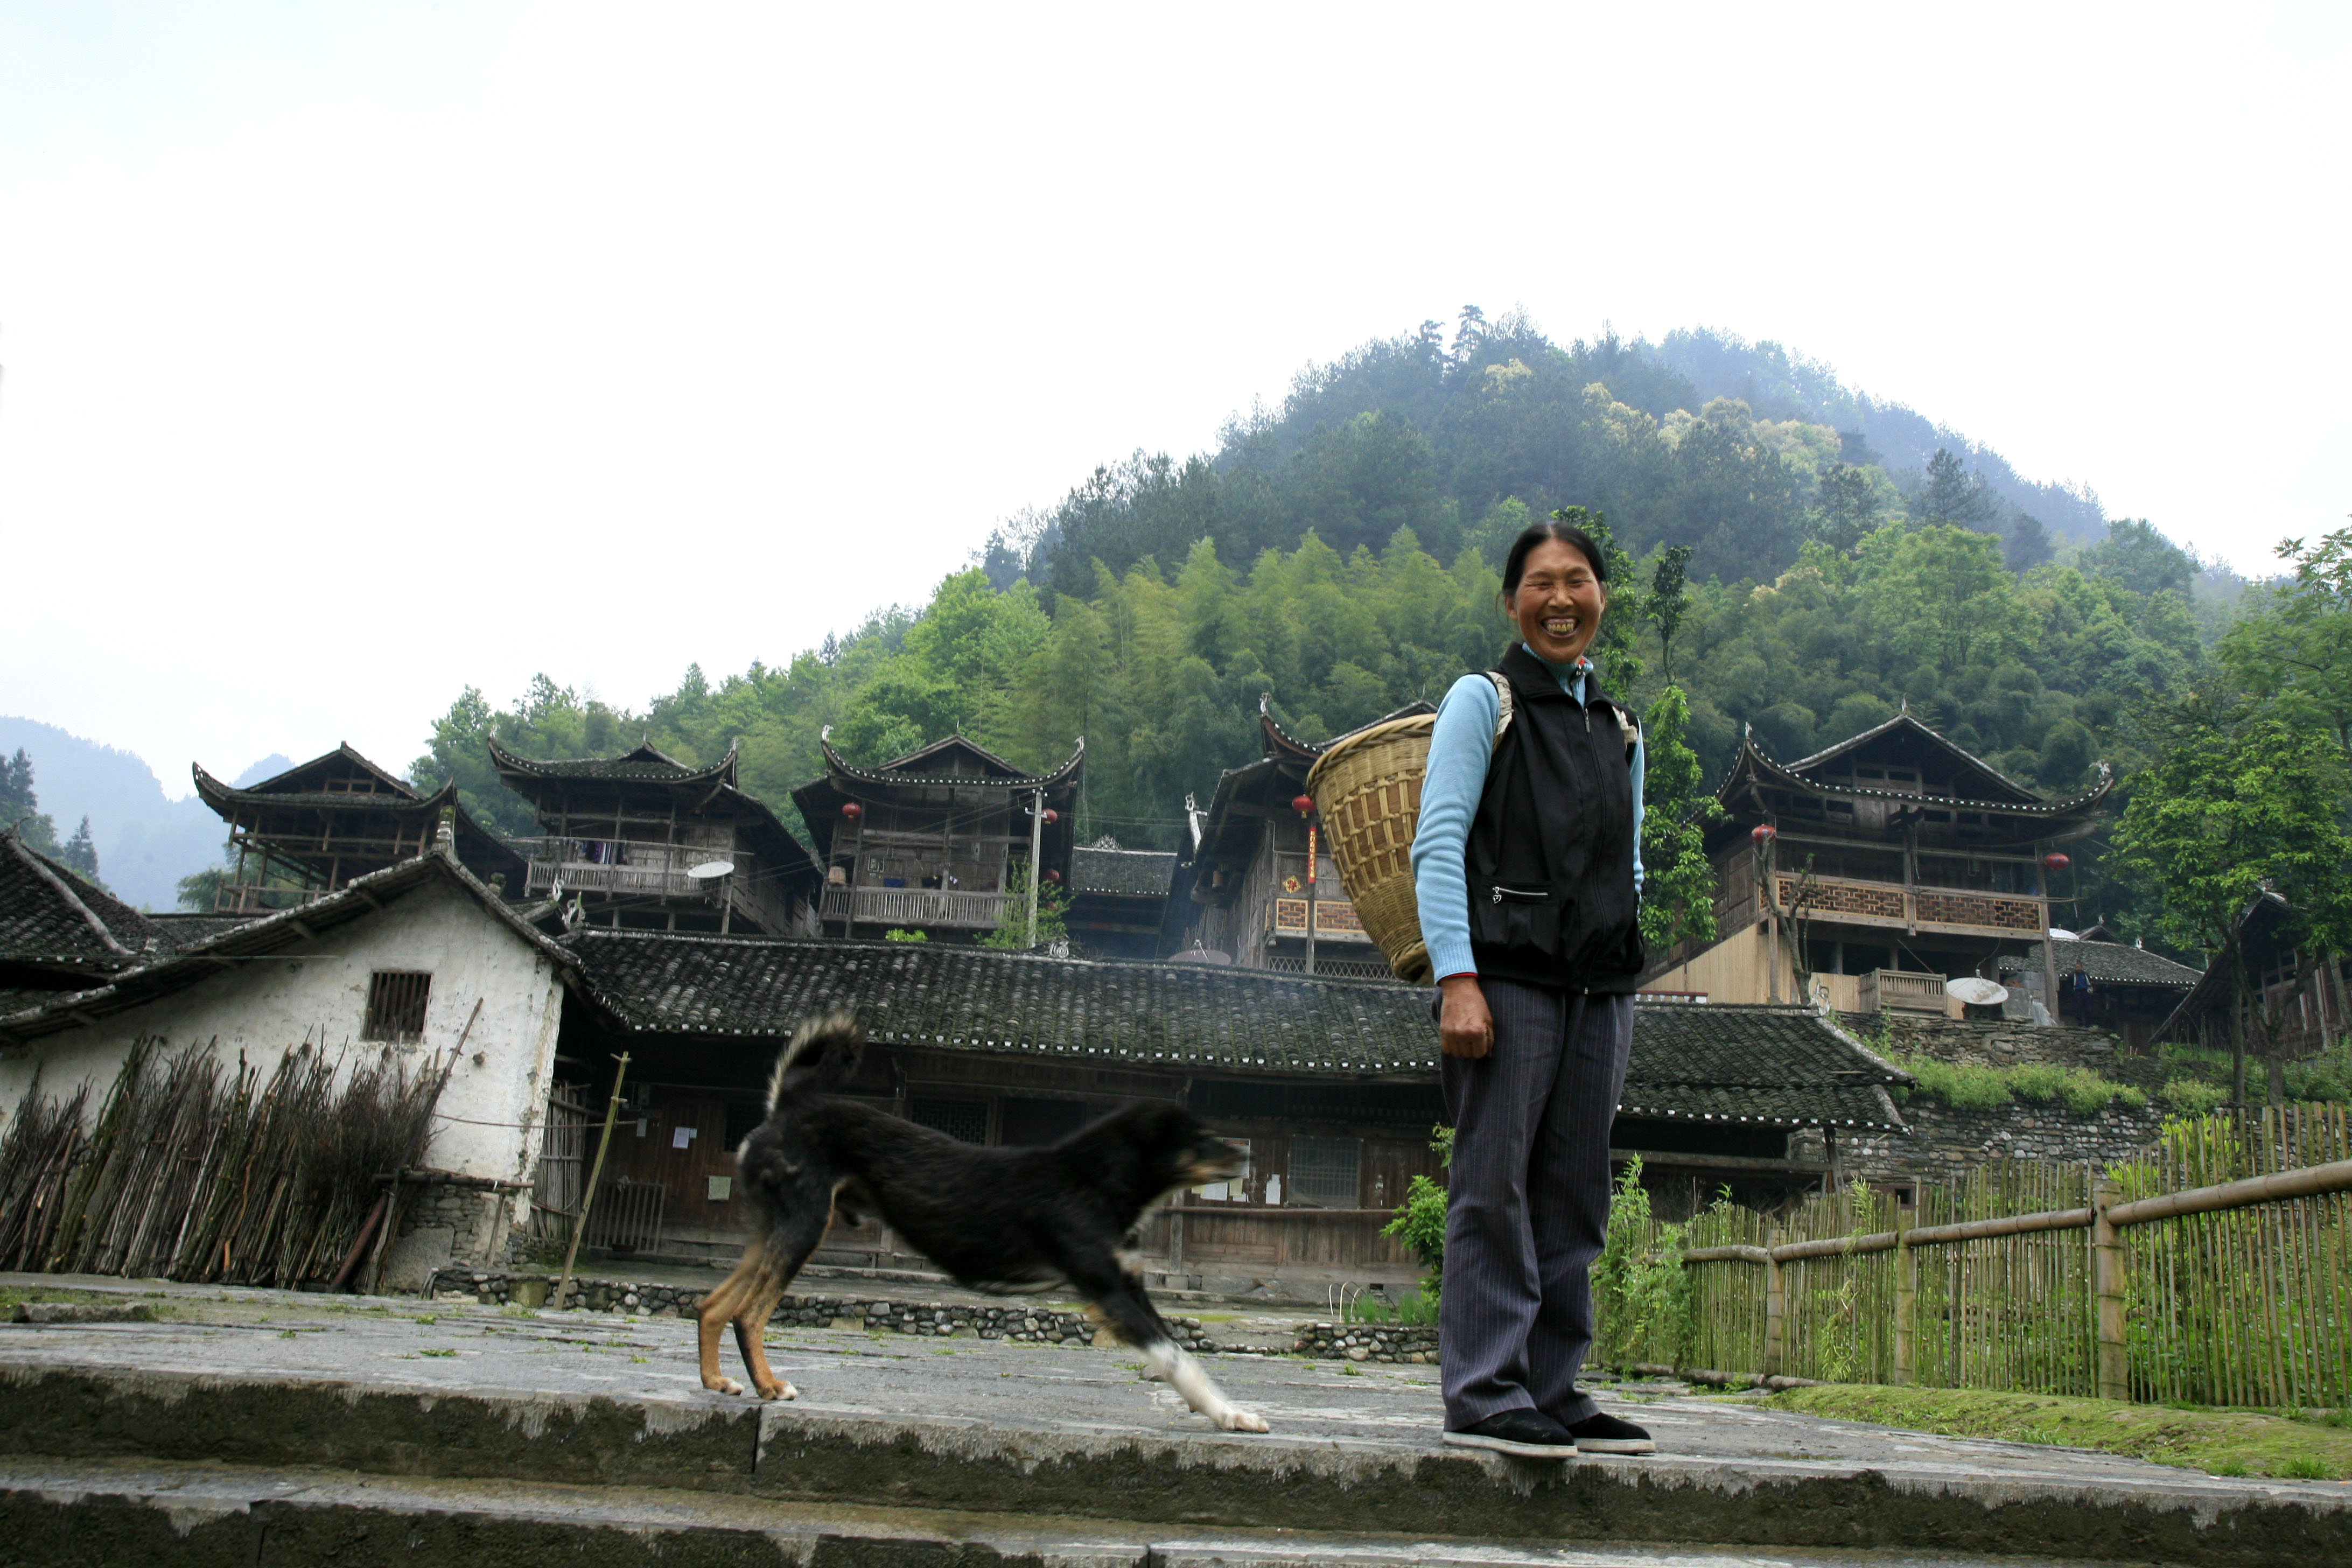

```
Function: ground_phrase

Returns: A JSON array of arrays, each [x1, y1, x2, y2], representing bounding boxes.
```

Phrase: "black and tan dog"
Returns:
[[696, 1012, 1270, 1433]]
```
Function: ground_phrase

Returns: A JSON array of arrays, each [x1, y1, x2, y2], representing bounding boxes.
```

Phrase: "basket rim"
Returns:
[[1304, 711, 1437, 795]]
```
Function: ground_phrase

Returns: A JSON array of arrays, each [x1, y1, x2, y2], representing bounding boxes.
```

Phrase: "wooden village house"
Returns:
[[792, 732, 1084, 943], [489, 737, 820, 936], [194, 745, 526, 914], [2158, 892, 2352, 1095], [1645, 713, 2115, 1019], [1174, 699, 1426, 981]]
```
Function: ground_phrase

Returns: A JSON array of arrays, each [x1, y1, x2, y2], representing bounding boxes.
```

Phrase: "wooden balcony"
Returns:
[[515, 838, 750, 905], [820, 885, 1010, 930], [1773, 872, 2044, 937], [213, 884, 330, 915]]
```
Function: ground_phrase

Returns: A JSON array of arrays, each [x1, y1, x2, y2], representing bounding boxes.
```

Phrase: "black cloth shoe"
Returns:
[[1564, 1410, 1655, 1453], [1441, 1409, 1578, 1459]]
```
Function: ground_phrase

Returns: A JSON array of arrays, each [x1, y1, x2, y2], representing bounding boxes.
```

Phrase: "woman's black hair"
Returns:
[[1501, 518, 1609, 598]]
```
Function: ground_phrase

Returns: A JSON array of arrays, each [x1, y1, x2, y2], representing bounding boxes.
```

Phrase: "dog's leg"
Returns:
[[729, 1207, 832, 1401], [697, 1242, 773, 1397], [1083, 1262, 1269, 1433]]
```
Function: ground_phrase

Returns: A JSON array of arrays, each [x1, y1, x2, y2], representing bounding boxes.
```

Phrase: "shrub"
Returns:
[[1592, 1157, 1692, 1368], [2161, 1078, 2230, 1117]]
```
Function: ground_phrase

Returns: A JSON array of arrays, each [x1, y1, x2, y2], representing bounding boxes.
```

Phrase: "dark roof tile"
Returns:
[[563, 934, 1908, 1129]]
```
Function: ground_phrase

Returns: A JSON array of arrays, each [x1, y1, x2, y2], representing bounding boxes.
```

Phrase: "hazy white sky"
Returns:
[[3, 2, 2346, 792]]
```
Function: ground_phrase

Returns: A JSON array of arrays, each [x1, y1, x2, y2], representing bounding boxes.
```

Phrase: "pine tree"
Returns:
[[59, 816, 102, 884]]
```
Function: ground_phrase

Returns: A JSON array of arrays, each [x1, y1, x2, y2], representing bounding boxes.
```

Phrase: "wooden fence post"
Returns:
[[1892, 1200, 1915, 1387], [1763, 1228, 1786, 1377], [2092, 1174, 2127, 1401]]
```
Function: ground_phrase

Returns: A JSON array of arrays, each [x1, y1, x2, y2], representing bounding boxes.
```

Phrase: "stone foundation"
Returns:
[[1839, 1098, 2164, 1185], [1291, 1323, 1438, 1363], [428, 1275, 1219, 1352], [381, 1173, 520, 1289]]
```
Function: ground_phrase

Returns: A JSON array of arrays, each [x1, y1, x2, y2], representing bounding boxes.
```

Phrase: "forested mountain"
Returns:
[[415, 313, 2248, 944]]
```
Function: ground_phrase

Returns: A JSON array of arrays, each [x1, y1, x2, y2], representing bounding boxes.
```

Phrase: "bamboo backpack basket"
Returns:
[[1302, 708, 1450, 985]]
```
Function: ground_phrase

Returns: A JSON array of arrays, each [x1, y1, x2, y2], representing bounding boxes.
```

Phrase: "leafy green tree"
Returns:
[[2110, 687, 2352, 1103], [1637, 685, 1724, 950], [1647, 544, 1693, 681], [2218, 527, 2352, 762], [1808, 462, 1883, 554], [981, 880, 1069, 952]]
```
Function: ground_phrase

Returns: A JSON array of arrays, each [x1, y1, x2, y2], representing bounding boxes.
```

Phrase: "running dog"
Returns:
[[696, 1012, 1271, 1433]]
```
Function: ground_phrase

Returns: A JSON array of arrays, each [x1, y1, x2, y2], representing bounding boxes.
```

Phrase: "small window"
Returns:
[[1286, 1136, 1362, 1208], [909, 1097, 989, 1144], [363, 971, 432, 1043]]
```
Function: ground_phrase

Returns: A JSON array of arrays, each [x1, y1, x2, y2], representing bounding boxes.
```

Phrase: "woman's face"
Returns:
[[1507, 538, 1607, 666]]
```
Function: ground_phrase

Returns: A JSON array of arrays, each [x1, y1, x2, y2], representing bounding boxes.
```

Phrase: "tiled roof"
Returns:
[[1997, 939, 2202, 990], [0, 849, 580, 1046], [488, 736, 733, 786], [815, 730, 1084, 790], [1723, 732, 2113, 820], [1620, 1004, 1909, 1130], [0, 835, 171, 971], [1069, 845, 1175, 898], [562, 933, 1909, 1130], [145, 913, 267, 950]]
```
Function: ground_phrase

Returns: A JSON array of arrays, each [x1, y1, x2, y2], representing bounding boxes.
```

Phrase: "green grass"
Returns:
[[1892, 1053, 2146, 1114], [1738, 1384, 2352, 1481]]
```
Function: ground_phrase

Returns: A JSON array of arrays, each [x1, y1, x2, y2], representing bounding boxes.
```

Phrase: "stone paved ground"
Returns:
[[1, 1274, 2344, 1566]]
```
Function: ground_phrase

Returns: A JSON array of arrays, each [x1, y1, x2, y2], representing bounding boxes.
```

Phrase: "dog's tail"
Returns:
[[766, 1010, 863, 1110]]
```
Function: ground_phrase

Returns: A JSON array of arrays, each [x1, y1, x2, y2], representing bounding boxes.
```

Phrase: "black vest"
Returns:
[[1465, 645, 1646, 992]]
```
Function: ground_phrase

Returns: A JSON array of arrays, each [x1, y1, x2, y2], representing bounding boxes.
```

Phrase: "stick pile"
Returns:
[[0, 1035, 446, 1287]]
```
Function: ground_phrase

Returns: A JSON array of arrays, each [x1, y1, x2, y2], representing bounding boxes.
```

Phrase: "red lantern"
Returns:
[[2042, 852, 2070, 871], [1292, 794, 1315, 815], [841, 802, 863, 820], [1751, 824, 1776, 845], [1044, 868, 1061, 883], [1041, 808, 1059, 824]]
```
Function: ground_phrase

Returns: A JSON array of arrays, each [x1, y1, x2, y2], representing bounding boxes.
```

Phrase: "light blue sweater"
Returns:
[[1409, 651, 1646, 981]]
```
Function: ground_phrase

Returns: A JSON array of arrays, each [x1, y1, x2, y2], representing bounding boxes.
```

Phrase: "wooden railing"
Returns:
[[1775, 872, 2045, 935], [820, 886, 1010, 929], [514, 838, 750, 903], [213, 883, 330, 915], [1857, 968, 1947, 1014]]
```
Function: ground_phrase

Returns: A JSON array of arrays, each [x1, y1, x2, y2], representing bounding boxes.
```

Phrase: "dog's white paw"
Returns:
[[1219, 1408, 1271, 1433], [764, 1381, 799, 1402], [712, 1376, 744, 1397]]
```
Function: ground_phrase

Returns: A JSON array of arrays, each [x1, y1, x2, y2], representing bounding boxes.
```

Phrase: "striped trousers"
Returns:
[[1438, 979, 1635, 1430]]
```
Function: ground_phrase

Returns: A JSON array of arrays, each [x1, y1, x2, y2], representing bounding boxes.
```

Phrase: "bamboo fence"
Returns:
[[1606, 1104, 2351, 1409], [0, 1035, 448, 1289]]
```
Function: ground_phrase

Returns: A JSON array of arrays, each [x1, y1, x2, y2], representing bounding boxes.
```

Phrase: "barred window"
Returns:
[[362, 971, 432, 1044], [1286, 1136, 1361, 1208], [908, 1096, 989, 1145]]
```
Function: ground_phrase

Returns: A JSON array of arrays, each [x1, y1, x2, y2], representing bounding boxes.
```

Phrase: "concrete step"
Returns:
[[2, 1359, 2343, 1567], [0, 1454, 2116, 1567], [2, 1288, 2344, 1567]]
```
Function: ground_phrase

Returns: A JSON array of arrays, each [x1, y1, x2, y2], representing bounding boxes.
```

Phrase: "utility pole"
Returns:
[[1026, 786, 1045, 950]]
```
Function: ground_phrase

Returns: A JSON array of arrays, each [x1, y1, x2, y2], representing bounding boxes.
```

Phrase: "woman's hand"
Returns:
[[1438, 974, 1493, 1059]]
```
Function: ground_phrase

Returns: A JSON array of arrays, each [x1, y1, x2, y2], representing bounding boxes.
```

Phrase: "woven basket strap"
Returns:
[[1484, 671, 1514, 751]]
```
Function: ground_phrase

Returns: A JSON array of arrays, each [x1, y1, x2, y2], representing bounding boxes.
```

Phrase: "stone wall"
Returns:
[[1291, 1322, 1437, 1363], [380, 1173, 522, 1288], [1838, 1012, 2159, 1086], [1836, 1098, 2164, 1185]]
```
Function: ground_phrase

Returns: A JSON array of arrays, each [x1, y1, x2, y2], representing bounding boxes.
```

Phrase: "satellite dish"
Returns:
[[1947, 977, 2008, 1007], [685, 860, 736, 880], [2047, 928, 2078, 942]]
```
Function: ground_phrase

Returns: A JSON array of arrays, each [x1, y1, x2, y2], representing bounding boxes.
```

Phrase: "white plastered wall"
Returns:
[[0, 879, 568, 1198]]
